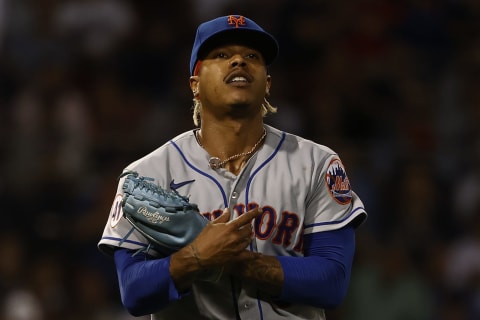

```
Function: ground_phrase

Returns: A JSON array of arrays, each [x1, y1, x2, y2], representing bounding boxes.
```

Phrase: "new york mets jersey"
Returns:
[[98, 124, 367, 319]]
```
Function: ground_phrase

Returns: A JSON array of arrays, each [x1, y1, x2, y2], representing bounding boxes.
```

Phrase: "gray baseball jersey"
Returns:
[[98, 124, 367, 320]]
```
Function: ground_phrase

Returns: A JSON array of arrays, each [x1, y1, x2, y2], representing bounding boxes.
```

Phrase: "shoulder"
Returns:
[[266, 125, 337, 159], [125, 130, 196, 172]]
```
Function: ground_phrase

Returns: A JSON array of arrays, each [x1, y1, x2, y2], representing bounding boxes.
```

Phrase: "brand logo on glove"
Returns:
[[138, 207, 171, 224]]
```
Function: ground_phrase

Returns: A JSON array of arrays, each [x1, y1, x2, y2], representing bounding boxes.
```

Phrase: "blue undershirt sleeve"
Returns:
[[277, 225, 356, 309], [114, 226, 356, 314], [113, 249, 186, 316]]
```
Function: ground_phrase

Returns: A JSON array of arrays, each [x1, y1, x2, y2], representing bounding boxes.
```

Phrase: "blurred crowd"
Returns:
[[1, 0, 479, 319]]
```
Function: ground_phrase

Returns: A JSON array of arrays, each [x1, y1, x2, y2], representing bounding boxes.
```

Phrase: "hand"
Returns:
[[190, 207, 262, 269], [170, 207, 262, 290]]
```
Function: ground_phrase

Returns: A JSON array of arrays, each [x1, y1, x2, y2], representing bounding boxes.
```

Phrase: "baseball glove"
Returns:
[[120, 171, 209, 256]]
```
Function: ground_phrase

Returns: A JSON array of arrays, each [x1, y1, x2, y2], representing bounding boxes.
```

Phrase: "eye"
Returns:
[[246, 53, 259, 59], [214, 51, 228, 59]]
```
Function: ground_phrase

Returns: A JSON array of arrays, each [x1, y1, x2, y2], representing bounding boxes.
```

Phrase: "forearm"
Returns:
[[169, 244, 205, 292], [114, 249, 185, 316], [277, 255, 349, 308], [236, 252, 283, 297], [114, 244, 224, 316], [237, 225, 356, 308], [236, 252, 350, 308], [278, 226, 356, 308]]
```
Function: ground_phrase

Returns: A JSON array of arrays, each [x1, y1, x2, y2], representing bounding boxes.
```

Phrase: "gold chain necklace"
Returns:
[[196, 129, 266, 169]]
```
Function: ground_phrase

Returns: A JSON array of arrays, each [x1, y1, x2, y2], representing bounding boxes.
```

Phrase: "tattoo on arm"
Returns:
[[239, 252, 283, 297]]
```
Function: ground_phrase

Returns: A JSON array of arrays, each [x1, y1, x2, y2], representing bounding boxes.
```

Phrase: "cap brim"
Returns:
[[197, 28, 278, 66]]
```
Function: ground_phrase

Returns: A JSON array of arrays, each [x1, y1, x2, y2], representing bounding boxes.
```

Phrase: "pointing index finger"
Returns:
[[227, 207, 262, 228]]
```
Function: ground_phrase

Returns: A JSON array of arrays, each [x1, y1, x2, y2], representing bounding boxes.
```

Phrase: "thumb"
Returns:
[[212, 208, 231, 224]]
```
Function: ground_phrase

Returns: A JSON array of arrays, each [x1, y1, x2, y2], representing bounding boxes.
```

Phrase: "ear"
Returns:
[[190, 76, 199, 97]]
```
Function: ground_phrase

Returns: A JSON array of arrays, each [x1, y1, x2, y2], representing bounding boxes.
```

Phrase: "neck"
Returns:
[[196, 122, 266, 173], [200, 119, 263, 149]]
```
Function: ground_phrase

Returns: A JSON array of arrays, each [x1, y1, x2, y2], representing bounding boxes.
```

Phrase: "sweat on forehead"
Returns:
[[190, 15, 279, 75]]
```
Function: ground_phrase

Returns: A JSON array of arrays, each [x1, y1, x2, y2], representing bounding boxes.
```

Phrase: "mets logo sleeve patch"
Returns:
[[325, 158, 353, 205]]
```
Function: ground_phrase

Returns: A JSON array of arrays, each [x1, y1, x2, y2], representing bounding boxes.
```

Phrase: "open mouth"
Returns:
[[225, 71, 252, 84], [228, 76, 248, 83]]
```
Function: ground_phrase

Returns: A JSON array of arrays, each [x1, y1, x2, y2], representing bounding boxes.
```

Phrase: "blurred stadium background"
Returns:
[[1, 0, 479, 319]]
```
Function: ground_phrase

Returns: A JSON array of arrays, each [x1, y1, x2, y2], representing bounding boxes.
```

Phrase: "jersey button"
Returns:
[[232, 192, 238, 199], [244, 303, 249, 309]]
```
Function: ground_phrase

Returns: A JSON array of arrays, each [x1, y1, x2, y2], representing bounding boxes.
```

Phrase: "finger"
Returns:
[[237, 234, 256, 250], [229, 234, 253, 251], [212, 208, 231, 224], [228, 207, 262, 228], [237, 223, 253, 238]]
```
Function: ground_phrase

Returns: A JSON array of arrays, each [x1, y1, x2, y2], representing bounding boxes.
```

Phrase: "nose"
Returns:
[[230, 55, 247, 68]]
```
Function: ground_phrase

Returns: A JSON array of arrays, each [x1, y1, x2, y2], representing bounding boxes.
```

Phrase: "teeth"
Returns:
[[230, 76, 247, 82]]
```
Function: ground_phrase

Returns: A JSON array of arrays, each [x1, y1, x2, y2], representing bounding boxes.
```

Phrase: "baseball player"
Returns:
[[98, 15, 367, 320]]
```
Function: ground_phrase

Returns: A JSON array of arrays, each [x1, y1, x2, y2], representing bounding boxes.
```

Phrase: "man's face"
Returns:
[[191, 44, 271, 114]]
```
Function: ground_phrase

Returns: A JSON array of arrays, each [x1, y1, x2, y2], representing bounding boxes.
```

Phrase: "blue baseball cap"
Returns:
[[190, 15, 279, 75]]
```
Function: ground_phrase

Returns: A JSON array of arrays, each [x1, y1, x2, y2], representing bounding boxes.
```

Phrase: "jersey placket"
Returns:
[[225, 156, 267, 320]]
